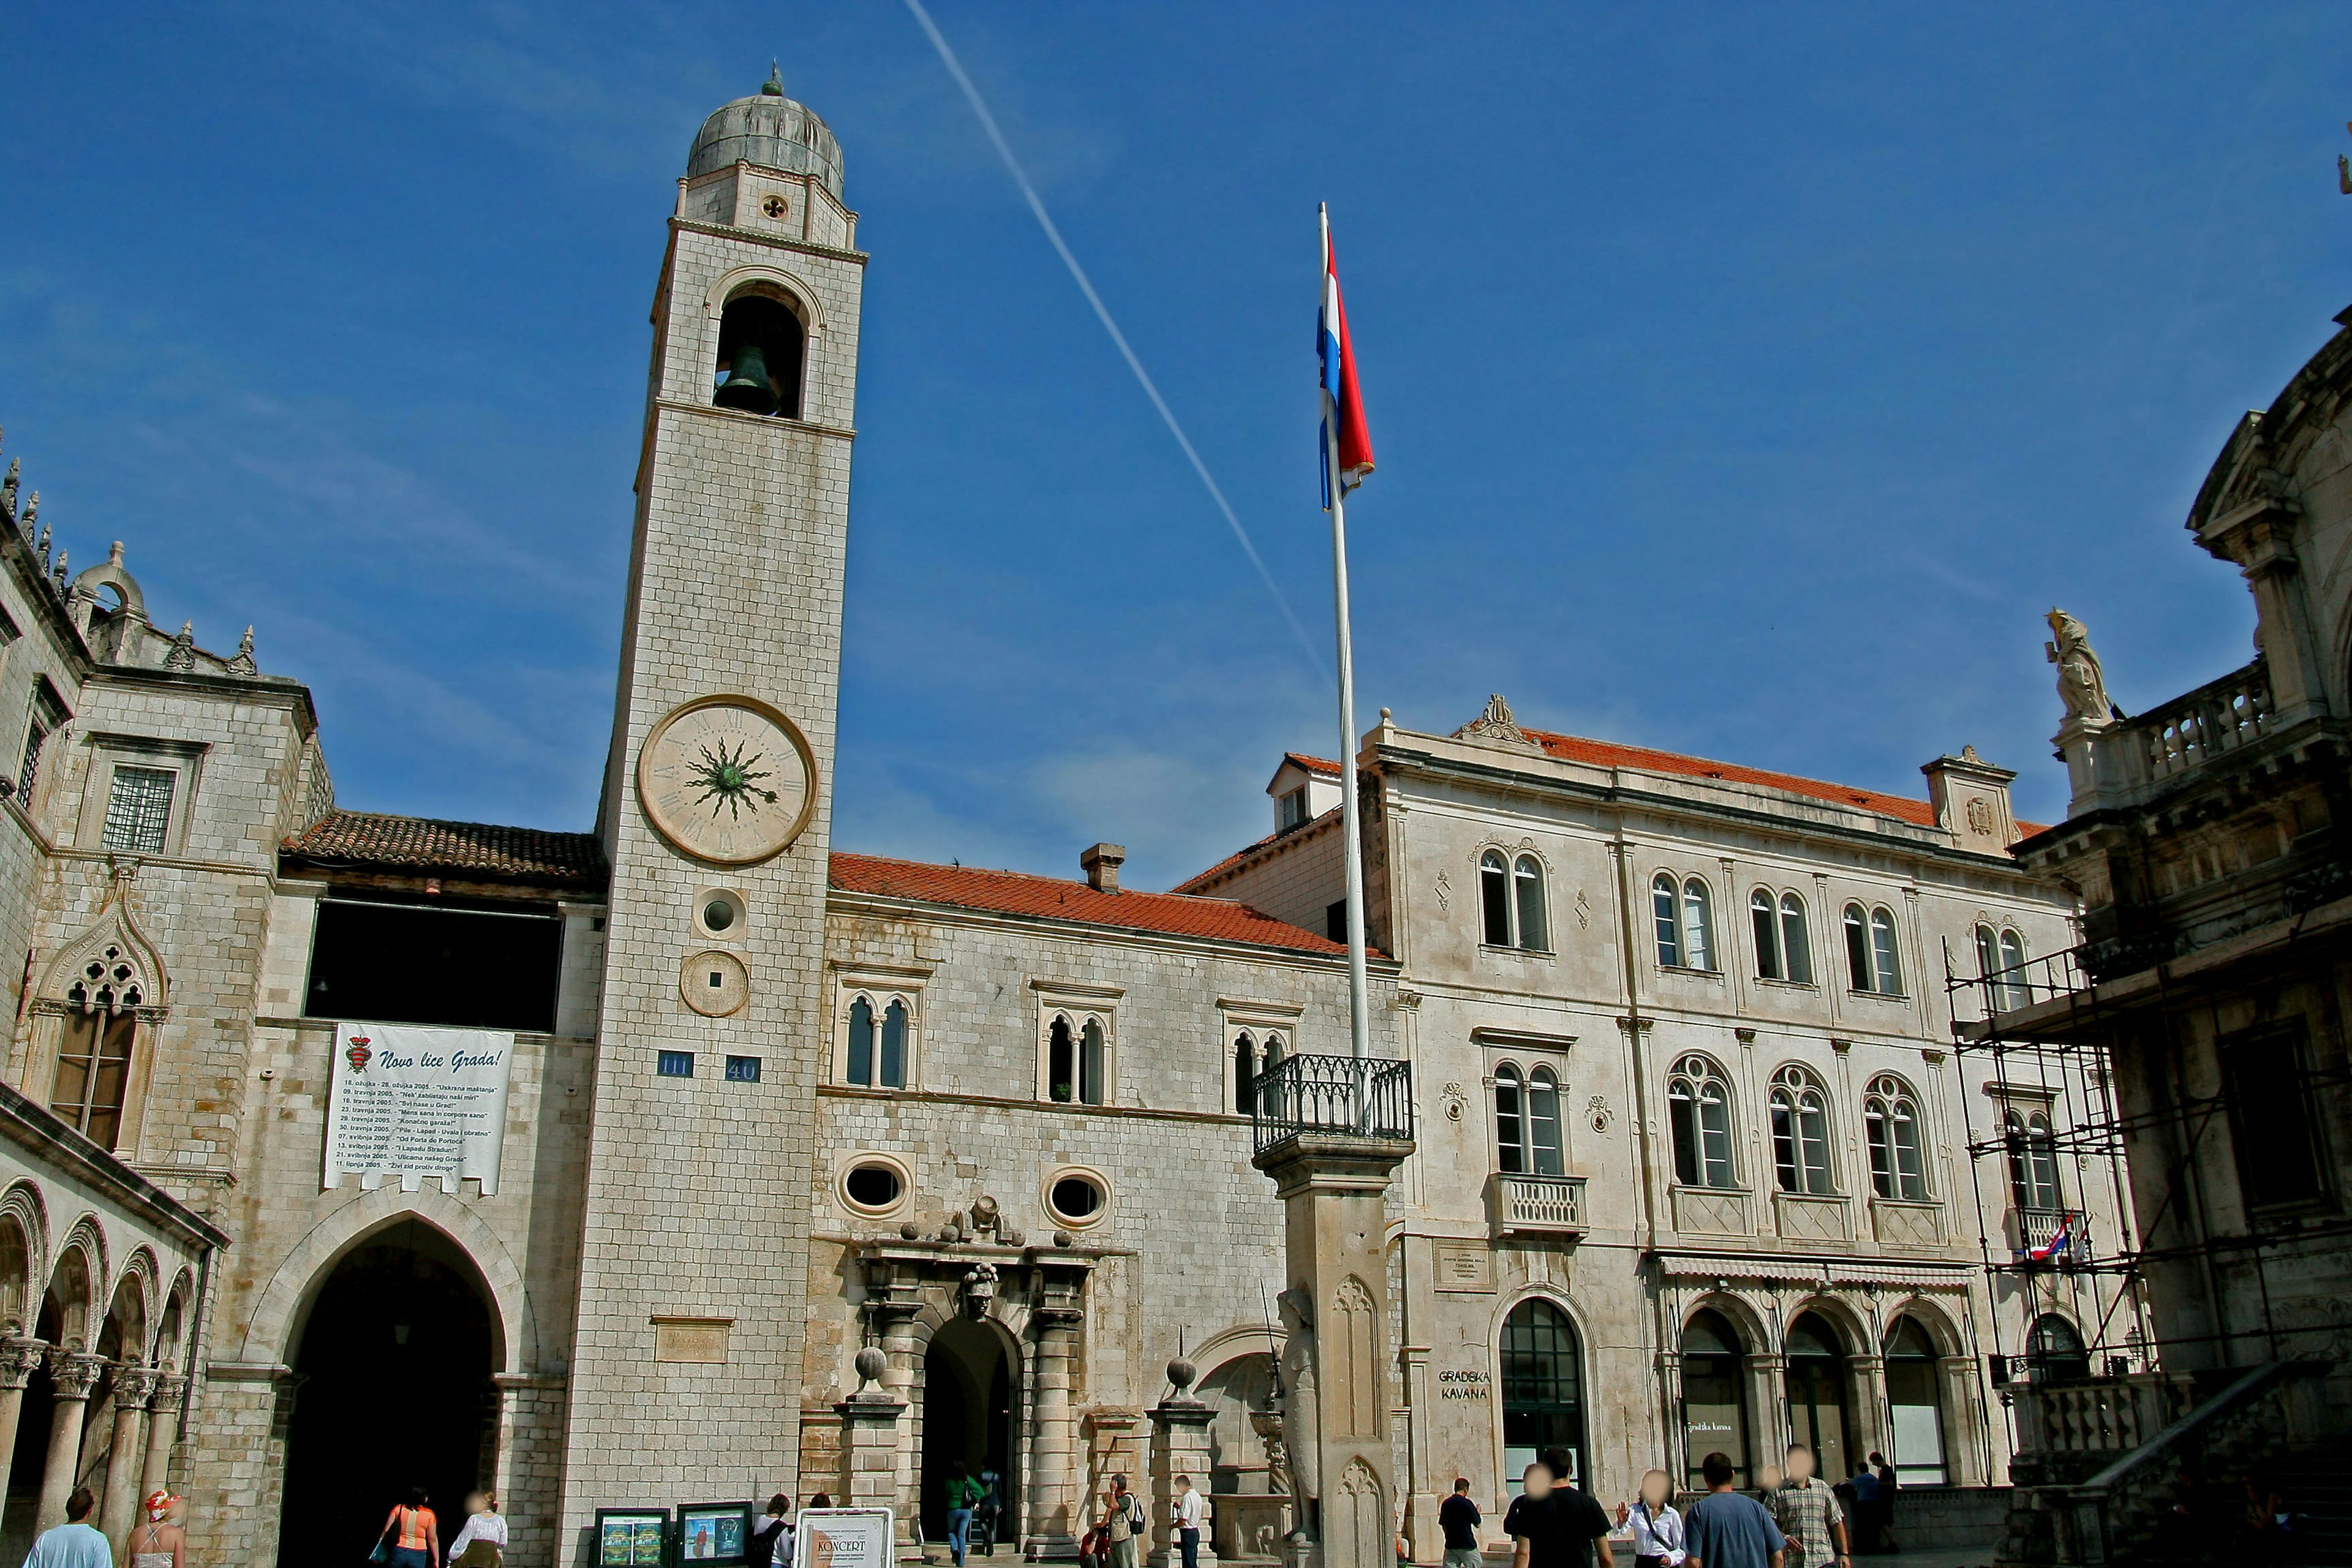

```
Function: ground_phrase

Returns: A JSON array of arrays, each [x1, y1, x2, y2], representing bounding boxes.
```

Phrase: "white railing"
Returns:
[[2138, 658, 2274, 783], [1493, 1173, 1586, 1235], [2013, 1207, 2087, 1262]]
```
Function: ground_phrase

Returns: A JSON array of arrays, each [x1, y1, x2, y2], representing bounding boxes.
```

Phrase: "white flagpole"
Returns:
[[1322, 203, 1374, 1081]]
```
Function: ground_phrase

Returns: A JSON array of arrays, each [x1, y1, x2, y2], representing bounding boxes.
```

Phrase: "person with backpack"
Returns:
[[1100, 1474, 1148, 1568], [750, 1495, 794, 1568]]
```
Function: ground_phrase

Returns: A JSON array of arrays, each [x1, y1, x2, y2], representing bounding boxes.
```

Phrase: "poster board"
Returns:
[[676, 1503, 753, 1567], [323, 1021, 516, 1194], [794, 1508, 894, 1568], [595, 1509, 669, 1568]]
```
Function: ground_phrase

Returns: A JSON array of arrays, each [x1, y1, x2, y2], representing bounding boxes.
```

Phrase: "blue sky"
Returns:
[[4, 4, 2348, 889]]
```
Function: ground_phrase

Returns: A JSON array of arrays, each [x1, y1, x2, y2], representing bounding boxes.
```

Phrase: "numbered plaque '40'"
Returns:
[[636, 694, 818, 865]]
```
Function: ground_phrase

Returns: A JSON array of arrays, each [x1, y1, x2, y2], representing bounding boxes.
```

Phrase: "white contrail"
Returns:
[[902, 0, 1324, 671]]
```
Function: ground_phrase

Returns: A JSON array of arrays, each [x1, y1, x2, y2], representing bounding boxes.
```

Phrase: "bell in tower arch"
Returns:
[[712, 292, 805, 418], [715, 343, 778, 414]]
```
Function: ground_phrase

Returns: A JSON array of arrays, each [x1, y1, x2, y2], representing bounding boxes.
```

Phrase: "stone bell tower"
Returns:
[[561, 68, 864, 1529]]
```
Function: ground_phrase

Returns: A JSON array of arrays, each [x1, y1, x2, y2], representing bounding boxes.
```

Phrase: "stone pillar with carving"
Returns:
[[1844, 1354, 1887, 1476], [139, 1373, 186, 1507], [1147, 1360, 1218, 1568], [1746, 1353, 1789, 1482], [37, 1351, 105, 1529], [1025, 1305, 1084, 1558], [0, 1337, 47, 1535], [1254, 1129, 1413, 1568], [99, 1363, 160, 1551], [837, 1349, 908, 1548]]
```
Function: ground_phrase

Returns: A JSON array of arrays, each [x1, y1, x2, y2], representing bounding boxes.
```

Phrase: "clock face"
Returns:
[[636, 695, 816, 865]]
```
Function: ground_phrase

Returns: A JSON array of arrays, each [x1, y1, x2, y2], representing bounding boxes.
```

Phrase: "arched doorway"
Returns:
[[1500, 1299, 1586, 1488], [922, 1319, 1015, 1551], [2024, 1314, 2089, 1385], [278, 1219, 500, 1568], [1883, 1317, 1947, 1485], [1782, 1313, 1850, 1482], [1679, 1310, 1749, 1490], [1194, 1354, 1278, 1562]]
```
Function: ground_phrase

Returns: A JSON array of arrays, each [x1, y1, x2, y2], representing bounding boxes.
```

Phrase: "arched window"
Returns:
[[1769, 1065, 1834, 1195], [1527, 1067, 1563, 1177], [1234, 1033, 1257, 1115], [880, 998, 908, 1088], [1679, 1310, 1749, 1490], [1871, 907, 1902, 994], [1844, 903, 1871, 991], [2005, 1110, 2062, 1212], [1480, 852, 1512, 946], [1258, 1033, 1287, 1120], [1999, 928, 2028, 1011], [1653, 875, 1682, 967], [1779, 892, 1814, 984], [846, 995, 875, 1086], [1751, 889, 1784, 981], [1668, 1055, 1735, 1188], [1784, 1312, 1853, 1480], [1974, 922, 2002, 998], [1501, 1299, 1587, 1490], [2025, 1314, 2089, 1385], [1864, 1074, 1927, 1200], [1494, 1065, 1526, 1175], [1080, 1019, 1106, 1106], [713, 292, 807, 418], [1513, 856, 1548, 951], [1048, 1016, 1075, 1102], [50, 1013, 134, 1151], [1682, 878, 1714, 971], [1883, 1317, 1948, 1485]]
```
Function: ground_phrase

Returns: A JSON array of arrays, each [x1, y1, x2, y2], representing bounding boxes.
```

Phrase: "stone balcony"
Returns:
[[1488, 1172, 1586, 1240]]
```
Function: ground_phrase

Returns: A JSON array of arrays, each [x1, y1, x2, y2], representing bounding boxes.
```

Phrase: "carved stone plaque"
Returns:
[[1432, 1242, 1494, 1292], [652, 1316, 733, 1364]]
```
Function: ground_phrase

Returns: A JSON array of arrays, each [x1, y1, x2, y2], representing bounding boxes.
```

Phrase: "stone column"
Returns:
[[1654, 1350, 1685, 1490], [866, 1300, 923, 1555], [1937, 1355, 1983, 1488], [1747, 1353, 1789, 1482], [99, 1365, 160, 1553], [138, 1374, 186, 1507], [1843, 1354, 1886, 1480], [0, 1338, 48, 1537], [1147, 1364, 1218, 1568], [1025, 1305, 1084, 1558], [37, 1351, 105, 1530], [1253, 1129, 1414, 1568], [836, 1351, 908, 1556]]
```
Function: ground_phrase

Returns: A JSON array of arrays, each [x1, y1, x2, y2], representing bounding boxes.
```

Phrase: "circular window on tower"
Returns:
[[840, 1154, 911, 1218], [1044, 1166, 1110, 1229], [695, 888, 747, 940]]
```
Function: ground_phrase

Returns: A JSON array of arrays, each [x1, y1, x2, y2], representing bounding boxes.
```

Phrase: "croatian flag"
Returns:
[[1319, 207, 1375, 508], [2026, 1215, 2074, 1263]]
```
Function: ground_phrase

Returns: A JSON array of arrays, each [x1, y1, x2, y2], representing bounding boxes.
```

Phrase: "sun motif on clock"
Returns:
[[637, 695, 816, 865]]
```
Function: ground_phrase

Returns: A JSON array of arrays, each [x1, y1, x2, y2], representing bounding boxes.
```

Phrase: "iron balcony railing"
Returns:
[[1250, 1053, 1414, 1153]]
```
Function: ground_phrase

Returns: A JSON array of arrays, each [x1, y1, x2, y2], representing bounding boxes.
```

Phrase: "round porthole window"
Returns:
[[843, 1161, 905, 1214], [696, 889, 747, 940], [1047, 1172, 1106, 1226]]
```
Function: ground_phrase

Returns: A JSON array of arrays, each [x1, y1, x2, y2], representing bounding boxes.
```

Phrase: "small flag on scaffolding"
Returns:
[[2024, 1213, 2075, 1263]]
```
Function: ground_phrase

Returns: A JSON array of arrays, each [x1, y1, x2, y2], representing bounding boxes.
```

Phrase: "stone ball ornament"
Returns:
[[1166, 1355, 1197, 1393], [853, 1345, 888, 1390]]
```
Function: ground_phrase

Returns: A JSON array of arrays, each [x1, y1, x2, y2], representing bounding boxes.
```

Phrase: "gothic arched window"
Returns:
[[846, 995, 875, 1087], [1864, 1074, 1927, 1200], [1234, 1033, 1257, 1115], [2006, 1109, 2062, 1213], [1769, 1065, 1834, 1194], [50, 1013, 134, 1151], [1668, 1054, 1736, 1189], [880, 998, 908, 1088]]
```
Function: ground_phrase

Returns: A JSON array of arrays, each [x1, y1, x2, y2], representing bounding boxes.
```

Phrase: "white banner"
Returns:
[[323, 1022, 516, 1195], [794, 1510, 894, 1568]]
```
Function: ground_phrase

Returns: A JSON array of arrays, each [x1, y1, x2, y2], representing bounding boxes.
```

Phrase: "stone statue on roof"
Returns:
[[2046, 608, 2120, 727]]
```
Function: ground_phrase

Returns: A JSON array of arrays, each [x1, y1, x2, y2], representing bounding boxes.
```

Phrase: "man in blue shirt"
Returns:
[[1682, 1453, 1783, 1568], [23, 1487, 111, 1568]]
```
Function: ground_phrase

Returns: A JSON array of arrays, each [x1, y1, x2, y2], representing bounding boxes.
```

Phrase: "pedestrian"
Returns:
[[380, 1487, 442, 1568], [1843, 1465, 1875, 1554], [1866, 1455, 1896, 1553], [1681, 1452, 1783, 1568], [22, 1487, 111, 1568], [946, 1460, 986, 1568], [1077, 1521, 1108, 1568], [1439, 1477, 1483, 1568], [1616, 1470, 1685, 1567], [448, 1491, 507, 1568], [1171, 1473, 1207, 1568], [808, 1495, 834, 1512], [1766, 1447, 1847, 1568], [1101, 1473, 1147, 1568], [750, 1496, 794, 1568], [1505, 1458, 1616, 1568], [126, 1491, 185, 1568]]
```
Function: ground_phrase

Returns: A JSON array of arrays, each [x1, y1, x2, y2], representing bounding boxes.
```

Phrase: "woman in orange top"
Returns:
[[382, 1487, 441, 1568]]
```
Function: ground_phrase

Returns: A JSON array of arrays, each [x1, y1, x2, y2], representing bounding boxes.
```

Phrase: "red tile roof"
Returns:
[[830, 851, 1358, 957], [283, 810, 607, 888], [1171, 807, 1340, 895], [1282, 752, 1340, 776], [1521, 728, 1940, 826]]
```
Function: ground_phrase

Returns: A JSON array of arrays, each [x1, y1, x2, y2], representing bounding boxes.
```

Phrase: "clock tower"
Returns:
[[563, 69, 864, 1523]]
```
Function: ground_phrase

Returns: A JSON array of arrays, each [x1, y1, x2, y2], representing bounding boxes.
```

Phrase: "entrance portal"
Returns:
[[922, 1319, 1015, 1552], [279, 1221, 500, 1568], [1782, 1313, 1851, 1483]]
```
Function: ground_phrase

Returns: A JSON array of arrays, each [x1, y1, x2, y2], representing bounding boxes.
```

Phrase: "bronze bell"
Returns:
[[715, 344, 778, 415]]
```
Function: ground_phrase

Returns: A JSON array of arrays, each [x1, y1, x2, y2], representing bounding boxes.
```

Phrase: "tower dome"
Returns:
[[687, 65, 843, 199]]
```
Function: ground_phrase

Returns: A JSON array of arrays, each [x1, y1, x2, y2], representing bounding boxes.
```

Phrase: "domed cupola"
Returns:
[[686, 64, 844, 199]]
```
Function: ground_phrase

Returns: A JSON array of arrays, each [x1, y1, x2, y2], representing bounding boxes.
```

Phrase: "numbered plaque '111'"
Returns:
[[637, 694, 818, 865]]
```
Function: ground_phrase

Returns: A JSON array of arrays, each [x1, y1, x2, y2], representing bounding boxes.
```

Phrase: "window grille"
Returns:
[[102, 765, 176, 854]]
